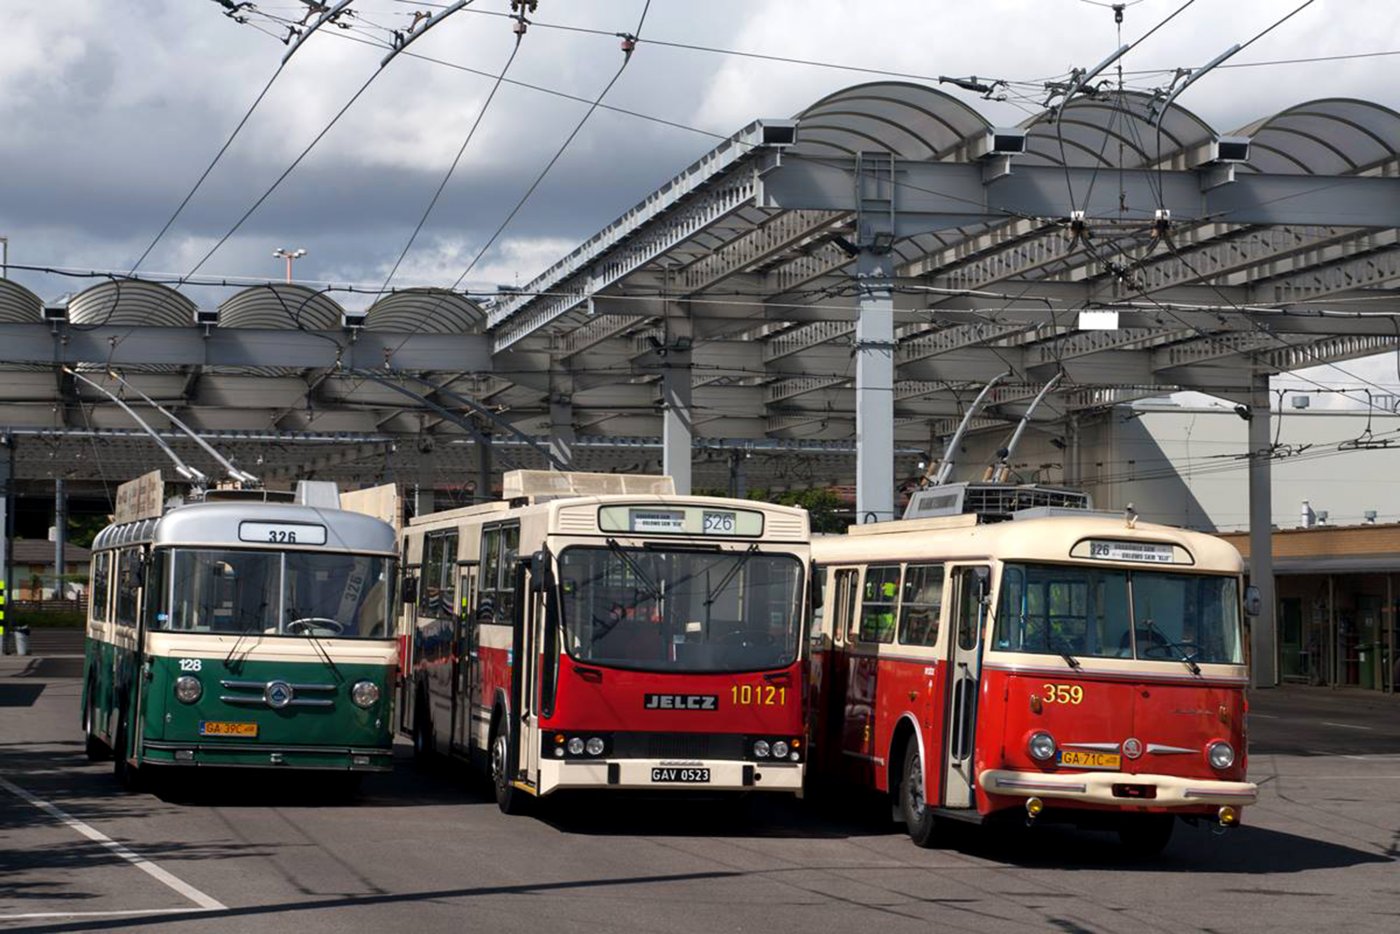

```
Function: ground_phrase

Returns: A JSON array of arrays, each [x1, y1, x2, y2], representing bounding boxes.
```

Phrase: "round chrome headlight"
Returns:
[[585, 736, 605, 757], [567, 737, 585, 755], [1028, 731, 1057, 762], [173, 675, 202, 704], [1207, 740, 1236, 770], [771, 740, 789, 759], [753, 739, 771, 758], [350, 680, 381, 708]]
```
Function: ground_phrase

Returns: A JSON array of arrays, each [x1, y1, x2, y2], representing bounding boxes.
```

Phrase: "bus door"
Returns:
[[507, 558, 541, 790], [826, 569, 859, 772], [942, 564, 990, 809], [452, 563, 479, 754]]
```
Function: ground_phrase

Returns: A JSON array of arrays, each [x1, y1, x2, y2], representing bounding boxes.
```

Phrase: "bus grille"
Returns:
[[610, 733, 745, 760]]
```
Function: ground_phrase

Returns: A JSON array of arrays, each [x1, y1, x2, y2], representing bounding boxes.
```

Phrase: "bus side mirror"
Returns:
[[402, 575, 418, 606], [1244, 585, 1262, 617], [530, 549, 553, 593]]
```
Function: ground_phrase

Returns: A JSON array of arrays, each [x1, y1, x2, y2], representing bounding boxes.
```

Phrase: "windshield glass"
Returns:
[[559, 545, 804, 672], [162, 548, 394, 638], [994, 563, 1242, 664]]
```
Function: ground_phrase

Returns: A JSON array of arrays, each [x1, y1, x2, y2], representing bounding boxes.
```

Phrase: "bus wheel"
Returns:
[[899, 740, 938, 848], [490, 727, 527, 816], [112, 715, 142, 793], [83, 689, 108, 762], [411, 701, 433, 764], [1117, 814, 1175, 858]]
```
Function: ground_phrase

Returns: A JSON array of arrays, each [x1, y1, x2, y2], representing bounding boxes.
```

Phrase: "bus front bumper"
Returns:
[[539, 758, 803, 795], [980, 768, 1258, 809], [142, 741, 393, 771]]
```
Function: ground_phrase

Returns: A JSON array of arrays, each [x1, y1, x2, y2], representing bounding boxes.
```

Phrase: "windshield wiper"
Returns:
[[705, 544, 759, 608], [1144, 619, 1201, 675], [287, 606, 343, 681], [605, 538, 662, 601], [1052, 637, 1081, 670]]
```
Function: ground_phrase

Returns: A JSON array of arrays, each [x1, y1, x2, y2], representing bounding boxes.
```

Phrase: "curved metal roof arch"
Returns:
[[68, 280, 194, 327], [0, 278, 43, 323], [1238, 98, 1400, 175], [217, 284, 344, 330], [364, 288, 485, 333], [790, 82, 992, 160]]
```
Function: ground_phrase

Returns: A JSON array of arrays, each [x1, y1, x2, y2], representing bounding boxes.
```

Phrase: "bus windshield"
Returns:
[[162, 548, 395, 638], [558, 545, 804, 672], [993, 563, 1243, 665]]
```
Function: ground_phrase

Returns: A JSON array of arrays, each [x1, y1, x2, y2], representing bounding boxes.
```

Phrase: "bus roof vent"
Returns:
[[294, 480, 341, 509], [903, 482, 1091, 523], [502, 470, 676, 502], [200, 488, 296, 504]]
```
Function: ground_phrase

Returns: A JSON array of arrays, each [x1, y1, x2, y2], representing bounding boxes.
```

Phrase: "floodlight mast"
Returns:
[[62, 368, 209, 487]]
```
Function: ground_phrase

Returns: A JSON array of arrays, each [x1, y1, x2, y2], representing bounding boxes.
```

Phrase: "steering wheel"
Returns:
[[288, 617, 345, 635], [591, 613, 623, 637], [1142, 640, 1203, 660]]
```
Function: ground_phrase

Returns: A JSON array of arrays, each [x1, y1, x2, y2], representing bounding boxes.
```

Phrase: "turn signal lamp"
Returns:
[[1218, 806, 1239, 827], [1026, 797, 1045, 818]]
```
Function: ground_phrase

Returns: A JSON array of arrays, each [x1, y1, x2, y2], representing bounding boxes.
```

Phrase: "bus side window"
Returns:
[[115, 549, 141, 629], [898, 564, 943, 647], [91, 553, 111, 623], [859, 566, 899, 644]]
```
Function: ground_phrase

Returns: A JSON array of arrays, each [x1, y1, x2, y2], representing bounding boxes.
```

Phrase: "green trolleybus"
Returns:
[[81, 473, 399, 790]]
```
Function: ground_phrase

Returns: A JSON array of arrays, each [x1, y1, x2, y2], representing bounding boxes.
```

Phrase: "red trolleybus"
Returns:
[[810, 493, 1257, 853], [399, 471, 811, 813]]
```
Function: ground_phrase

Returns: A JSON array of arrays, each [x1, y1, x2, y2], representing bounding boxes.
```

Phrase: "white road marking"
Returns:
[[1321, 722, 1374, 731], [0, 909, 207, 921], [0, 775, 227, 911]]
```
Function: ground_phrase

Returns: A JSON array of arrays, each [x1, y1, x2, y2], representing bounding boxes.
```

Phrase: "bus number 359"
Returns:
[[732, 684, 786, 706]]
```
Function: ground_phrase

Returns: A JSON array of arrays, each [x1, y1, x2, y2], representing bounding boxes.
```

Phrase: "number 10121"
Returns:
[[732, 684, 786, 706]]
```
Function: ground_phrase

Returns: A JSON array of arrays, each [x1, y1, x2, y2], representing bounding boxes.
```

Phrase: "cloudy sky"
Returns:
[[2, 0, 1397, 398]]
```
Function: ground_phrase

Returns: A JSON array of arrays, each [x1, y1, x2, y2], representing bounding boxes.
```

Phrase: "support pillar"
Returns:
[[660, 349, 693, 495], [548, 397, 575, 470], [728, 451, 748, 499], [854, 249, 895, 523], [53, 478, 66, 601], [1247, 377, 1277, 687], [411, 484, 435, 519]]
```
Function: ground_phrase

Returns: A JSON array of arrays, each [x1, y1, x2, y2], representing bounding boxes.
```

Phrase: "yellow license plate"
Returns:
[[1058, 749, 1120, 769], [199, 721, 258, 737]]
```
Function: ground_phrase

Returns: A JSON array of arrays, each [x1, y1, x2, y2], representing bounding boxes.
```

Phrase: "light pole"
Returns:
[[273, 247, 307, 283]]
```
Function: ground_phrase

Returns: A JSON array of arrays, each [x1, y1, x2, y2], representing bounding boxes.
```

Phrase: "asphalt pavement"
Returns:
[[2, 654, 1398, 933]]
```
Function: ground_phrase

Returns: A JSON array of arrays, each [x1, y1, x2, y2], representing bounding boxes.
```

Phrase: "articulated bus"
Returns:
[[82, 473, 399, 790], [399, 471, 811, 813], [810, 498, 1258, 854]]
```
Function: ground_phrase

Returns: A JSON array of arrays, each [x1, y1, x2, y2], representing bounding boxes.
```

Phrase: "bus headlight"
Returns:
[[567, 737, 585, 755], [585, 737, 605, 757], [350, 681, 381, 708], [753, 740, 771, 758], [174, 676, 202, 704], [1028, 731, 1057, 762], [772, 741, 789, 759], [1207, 741, 1235, 770]]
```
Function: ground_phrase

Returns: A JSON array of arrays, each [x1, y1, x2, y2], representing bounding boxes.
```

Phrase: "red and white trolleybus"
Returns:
[[398, 471, 812, 813], [809, 485, 1258, 853]]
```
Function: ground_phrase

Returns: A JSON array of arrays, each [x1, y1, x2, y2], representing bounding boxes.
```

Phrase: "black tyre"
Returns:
[[1117, 814, 1175, 858], [490, 726, 528, 815], [83, 688, 109, 762], [112, 713, 143, 793], [411, 696, 433, 765], [899, 740, 938, 848]]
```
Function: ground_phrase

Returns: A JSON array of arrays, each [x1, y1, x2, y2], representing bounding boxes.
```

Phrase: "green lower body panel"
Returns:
[[142, 740, 393, 771]]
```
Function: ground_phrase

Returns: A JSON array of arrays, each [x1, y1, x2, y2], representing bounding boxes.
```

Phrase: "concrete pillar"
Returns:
[[548, 398, 575, 469], [660, 349, 693, 495], [53, 478, 66, 601], [1247, 377, 1277, 687], [854, 248, 895, 523]]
